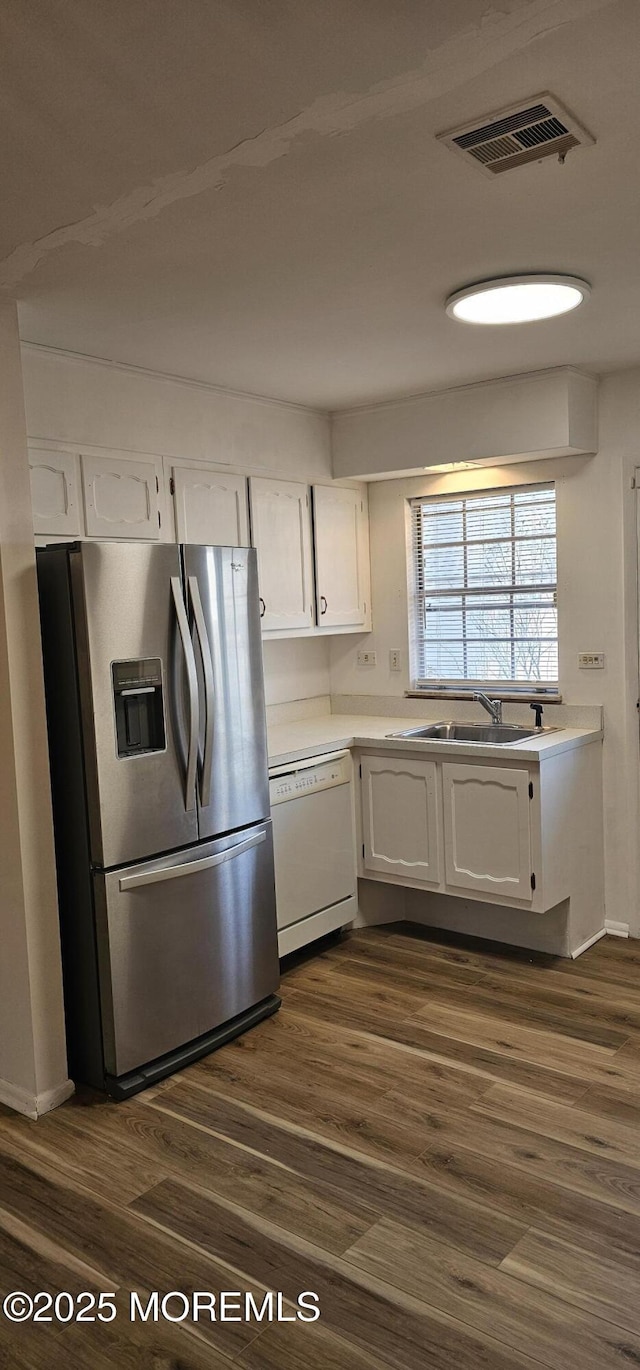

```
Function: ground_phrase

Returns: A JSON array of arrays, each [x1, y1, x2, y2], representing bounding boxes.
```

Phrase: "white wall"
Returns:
[[0, 309, 70, 1117], [331, 368, 640, 936], [21, 345, 333, 709]]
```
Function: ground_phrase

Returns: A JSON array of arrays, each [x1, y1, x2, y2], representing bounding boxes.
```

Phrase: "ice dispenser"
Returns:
[[112, 659, 166, 757]]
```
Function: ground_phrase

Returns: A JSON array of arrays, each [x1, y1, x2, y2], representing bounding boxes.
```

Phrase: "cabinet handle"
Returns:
[[259, 596, 266, 618], [320, 595, 328, 615]]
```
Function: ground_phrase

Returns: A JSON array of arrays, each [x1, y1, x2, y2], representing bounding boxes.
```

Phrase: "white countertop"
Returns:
[[267, 712, 603, 769]]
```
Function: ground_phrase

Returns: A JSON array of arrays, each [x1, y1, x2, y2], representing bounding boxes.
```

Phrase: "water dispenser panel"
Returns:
[[112, 658, 166, 757]]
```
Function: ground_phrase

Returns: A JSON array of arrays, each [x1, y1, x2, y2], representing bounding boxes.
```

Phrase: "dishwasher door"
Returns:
[[270, 753, 356, 933]]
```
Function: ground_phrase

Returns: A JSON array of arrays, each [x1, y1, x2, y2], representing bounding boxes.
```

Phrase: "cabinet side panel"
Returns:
[[540, 743, 604, 946]]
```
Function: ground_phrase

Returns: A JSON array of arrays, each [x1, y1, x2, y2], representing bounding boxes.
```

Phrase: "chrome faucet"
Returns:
[[473, 692, 503, 725]]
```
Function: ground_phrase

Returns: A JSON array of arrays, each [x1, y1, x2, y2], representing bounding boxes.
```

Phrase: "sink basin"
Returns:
[[386, 721, 560, 745]]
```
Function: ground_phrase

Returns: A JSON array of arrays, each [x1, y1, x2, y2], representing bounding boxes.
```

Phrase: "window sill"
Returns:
[[406, 689, 562, 704]]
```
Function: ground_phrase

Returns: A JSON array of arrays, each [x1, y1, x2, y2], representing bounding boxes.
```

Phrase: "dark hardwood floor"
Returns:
[[3, 924, 640, 1368]]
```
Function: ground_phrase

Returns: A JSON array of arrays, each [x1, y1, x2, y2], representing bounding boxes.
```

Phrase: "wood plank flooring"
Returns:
[[3, 923, 640, 1367]]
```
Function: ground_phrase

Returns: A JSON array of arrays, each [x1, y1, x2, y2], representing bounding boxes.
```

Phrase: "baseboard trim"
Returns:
[[571, 928, 606, 959], [604, 920, 630, 938], [0, 1077, 74, 1120]]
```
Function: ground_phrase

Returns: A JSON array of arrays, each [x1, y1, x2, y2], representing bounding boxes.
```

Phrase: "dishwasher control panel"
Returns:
[[269, 752, 351, 805]]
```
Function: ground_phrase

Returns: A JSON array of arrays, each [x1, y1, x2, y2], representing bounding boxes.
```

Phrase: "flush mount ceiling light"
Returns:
[[445, 274, 590, 325]]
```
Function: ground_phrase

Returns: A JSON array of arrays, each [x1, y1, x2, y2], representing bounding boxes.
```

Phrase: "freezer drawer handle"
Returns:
[[118, 829, 267, 891], [171, 575, 198, 812], [188, 575, 214, 809]]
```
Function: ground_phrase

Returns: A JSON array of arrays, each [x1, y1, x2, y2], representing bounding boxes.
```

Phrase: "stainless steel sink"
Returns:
[[386, 721, 560, 744]]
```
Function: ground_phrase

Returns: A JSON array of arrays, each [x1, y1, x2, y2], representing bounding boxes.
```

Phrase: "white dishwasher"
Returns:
[[269, 750, 357, 957]]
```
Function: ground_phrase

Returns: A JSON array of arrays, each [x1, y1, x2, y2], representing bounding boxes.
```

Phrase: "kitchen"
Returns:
[[1, 2, 640, 1367]]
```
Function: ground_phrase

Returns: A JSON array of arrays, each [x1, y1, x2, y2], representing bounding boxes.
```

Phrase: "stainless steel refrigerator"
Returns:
[[37, 540, 280, 1099]]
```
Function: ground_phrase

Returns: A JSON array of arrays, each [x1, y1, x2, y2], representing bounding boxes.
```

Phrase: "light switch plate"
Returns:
[[357, 649, 377, 667], [578, 652, 604, 669], [389, 649, 402, 672]]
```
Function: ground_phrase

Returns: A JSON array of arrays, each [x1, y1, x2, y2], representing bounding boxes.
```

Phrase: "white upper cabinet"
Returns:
[[249, 477, 314, 632], [29, 449, 81, 537], [361, 754, 441, 883], [81, 454, 160, 540], [442, 762, 532, 901], [172, 466, 250, 546], [313, 484, 369, 628]]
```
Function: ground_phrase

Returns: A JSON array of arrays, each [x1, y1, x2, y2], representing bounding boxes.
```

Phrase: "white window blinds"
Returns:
[[410, 483, 558, 688]]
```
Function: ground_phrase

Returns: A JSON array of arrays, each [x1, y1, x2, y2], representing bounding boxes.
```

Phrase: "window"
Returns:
[[409, 483, 558, 690]]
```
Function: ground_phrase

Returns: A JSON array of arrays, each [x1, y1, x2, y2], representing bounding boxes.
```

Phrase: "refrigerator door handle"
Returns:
[[118, 828, 267, 890], [171, 575, 198, 811], [188, 574, 214, 809]]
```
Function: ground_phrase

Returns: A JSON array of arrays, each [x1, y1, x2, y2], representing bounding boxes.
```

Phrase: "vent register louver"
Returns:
[[438, 94, 594, 176]]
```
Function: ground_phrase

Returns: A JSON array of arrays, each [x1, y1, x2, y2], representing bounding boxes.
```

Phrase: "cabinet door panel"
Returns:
[[82, 454, 160, 539], [173, 467, 249, 546], [443, 763, 532, 900], [361, 755, 440, 882], [249, 477, 314, 632], [313, 485, 365, 627], [29, 449, 81, 536]]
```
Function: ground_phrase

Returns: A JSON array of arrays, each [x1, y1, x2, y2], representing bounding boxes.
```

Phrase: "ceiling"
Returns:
[[3, 0, 640, 409]]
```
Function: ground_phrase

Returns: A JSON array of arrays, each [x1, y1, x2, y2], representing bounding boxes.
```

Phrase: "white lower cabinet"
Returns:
[[361, 755, 441, 884], [359, 751, 540, 908], [442, 762, 532, 902]]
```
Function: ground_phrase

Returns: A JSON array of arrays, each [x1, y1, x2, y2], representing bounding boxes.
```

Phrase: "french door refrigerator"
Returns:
[[37, 540, 280, 1099]]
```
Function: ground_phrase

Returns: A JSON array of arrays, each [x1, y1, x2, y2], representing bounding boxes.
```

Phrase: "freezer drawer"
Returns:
[[94, 821, 279, 1077]]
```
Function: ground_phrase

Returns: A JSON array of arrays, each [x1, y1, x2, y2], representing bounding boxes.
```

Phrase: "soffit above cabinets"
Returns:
[[331, 367, 597, 481]]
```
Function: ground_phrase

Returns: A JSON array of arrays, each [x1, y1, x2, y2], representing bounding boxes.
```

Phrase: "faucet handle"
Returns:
[[530, 702, 544, 728]]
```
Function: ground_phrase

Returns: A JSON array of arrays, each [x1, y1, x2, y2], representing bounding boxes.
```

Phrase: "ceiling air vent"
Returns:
[[437, 94, 594, 177]]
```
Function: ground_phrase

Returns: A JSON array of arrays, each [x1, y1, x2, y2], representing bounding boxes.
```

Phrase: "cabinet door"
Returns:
[[249, 477, 314, 632], [173, 466, 249, 546], [29, 449, 81, 536], [442, 763, 532, 901], [313, 484, 366, 627], [361, 755, 441, 883], [82, 454, 160, 539]]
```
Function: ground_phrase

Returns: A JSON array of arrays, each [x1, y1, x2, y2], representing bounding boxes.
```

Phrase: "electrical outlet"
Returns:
[[357, 649, 377, 667], [578, 652, 605, 669], [389, 649, 402, 672]]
